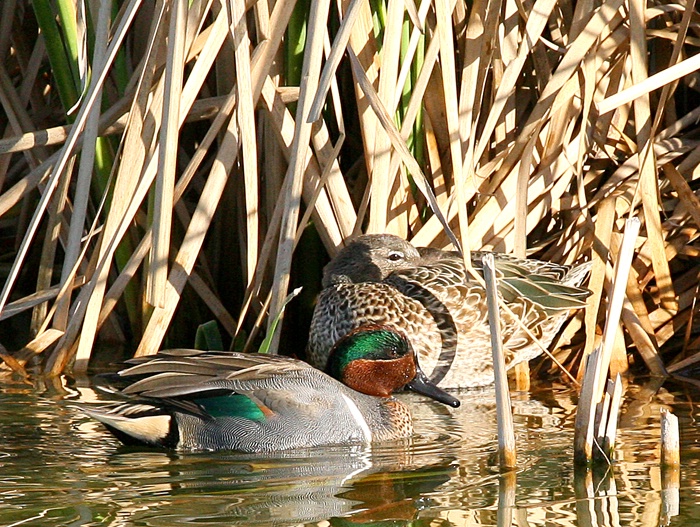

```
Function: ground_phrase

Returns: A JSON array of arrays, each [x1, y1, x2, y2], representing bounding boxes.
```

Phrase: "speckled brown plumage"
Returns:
[[307, 234, 591, 388]]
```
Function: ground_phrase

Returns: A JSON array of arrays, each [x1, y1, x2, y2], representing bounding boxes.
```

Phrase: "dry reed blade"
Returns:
[[83, 50, 239, 352], [664, 164, 700, 229], [474, 0, 558, 165], [0, 0, 144, 316], [77, 3, 236, 364], [629, 0, 675, 313], [72, 0, 167, 371], [231, 0, 259, 286], [599, 52, 700, 117], [135, 104, 240, 356], [308, 0, 364, 122], [382, 2, 412, 239], [392, 0, 431, 113], [267, 0, 331, 354], [347, 49, 460, 251], [258, 77, 345, 249], [435, 0, 469, 260], [54, 0, 112, 332], [148, 0, 187, 309], [1, 0, 698, 380], [367, 0, 404, 234], [86, 90, 237, 344], [492, 0, 624, 191]]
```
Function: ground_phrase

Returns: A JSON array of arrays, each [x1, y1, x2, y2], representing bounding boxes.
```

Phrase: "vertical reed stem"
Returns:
[[574, 217, 639, 465], [483, 253, 517, 470], [661, 409, 680, 467]]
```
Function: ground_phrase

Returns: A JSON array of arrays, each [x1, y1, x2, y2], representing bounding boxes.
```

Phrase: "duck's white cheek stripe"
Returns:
[[341, 393, 372, 442]]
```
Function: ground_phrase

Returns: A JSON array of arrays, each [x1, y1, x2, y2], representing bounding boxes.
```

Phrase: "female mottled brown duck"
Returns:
[[307, 234, 591, 388]]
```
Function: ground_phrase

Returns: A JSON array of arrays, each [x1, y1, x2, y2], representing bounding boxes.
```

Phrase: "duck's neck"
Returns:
[[367, 397, 414, 442]]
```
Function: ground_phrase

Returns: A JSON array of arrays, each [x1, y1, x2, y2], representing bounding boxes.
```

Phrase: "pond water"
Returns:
[[1, 374, 699, 526]]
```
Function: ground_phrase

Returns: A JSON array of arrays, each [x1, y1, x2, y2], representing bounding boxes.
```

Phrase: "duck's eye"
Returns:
[[387, 251, 404, 262]]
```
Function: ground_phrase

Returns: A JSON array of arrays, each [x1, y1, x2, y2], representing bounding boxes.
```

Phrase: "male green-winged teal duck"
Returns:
[[84, 326, 460, 452], [307, 234, 591, 388]]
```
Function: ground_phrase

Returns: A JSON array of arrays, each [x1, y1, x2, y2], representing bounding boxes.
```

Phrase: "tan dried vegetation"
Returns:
[[0, 0, 698, 383]]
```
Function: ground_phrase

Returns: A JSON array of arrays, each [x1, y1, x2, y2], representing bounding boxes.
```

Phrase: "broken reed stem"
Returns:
[[660, 409, 680, 467], [574, 216, 640, 465], [574, 345, 601, 464], [602, 376, 623, 456], [482, 253, 517, 470], [660, 408, 681, 523], [592, 374, 623, 463]]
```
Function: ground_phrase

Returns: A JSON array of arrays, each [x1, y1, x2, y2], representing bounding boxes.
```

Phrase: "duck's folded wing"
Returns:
[[497, 277, 589, 312], [395, 252, 590, 313], [119, 351, 312, 399]]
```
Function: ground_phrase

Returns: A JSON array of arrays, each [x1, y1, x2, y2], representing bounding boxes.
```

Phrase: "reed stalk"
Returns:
[[0, 0, 698, 379], [574, 218, 640, 465], [483, 254, 517, 470]]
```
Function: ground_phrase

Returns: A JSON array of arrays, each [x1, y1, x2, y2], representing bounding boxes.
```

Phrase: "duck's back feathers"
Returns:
[[120, 350, 311, 398]]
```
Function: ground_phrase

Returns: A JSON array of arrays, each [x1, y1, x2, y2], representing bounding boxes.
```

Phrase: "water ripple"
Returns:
[[1, 377, 700, 525]]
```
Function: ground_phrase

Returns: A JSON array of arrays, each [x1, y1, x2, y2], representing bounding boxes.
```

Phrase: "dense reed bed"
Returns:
[[0, 0, 698, 381]]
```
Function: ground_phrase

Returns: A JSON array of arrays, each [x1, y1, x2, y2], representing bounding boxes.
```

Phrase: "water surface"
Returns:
[[1, 375, 699, 526]]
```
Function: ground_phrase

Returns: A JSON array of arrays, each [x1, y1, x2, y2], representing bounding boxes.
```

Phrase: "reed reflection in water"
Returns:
[[1, 376, 699, 526]]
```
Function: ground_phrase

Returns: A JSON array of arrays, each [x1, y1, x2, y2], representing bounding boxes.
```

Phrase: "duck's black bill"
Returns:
[[408, 369, 460, 408]]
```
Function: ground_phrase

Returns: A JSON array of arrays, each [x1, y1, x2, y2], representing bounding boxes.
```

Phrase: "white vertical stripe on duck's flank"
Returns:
[[341, 393, 372, 442]]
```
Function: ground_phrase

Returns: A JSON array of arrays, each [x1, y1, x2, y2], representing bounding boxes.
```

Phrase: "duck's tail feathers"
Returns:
[[82, 403, 178, 448], [564, 260, 593, 288]]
